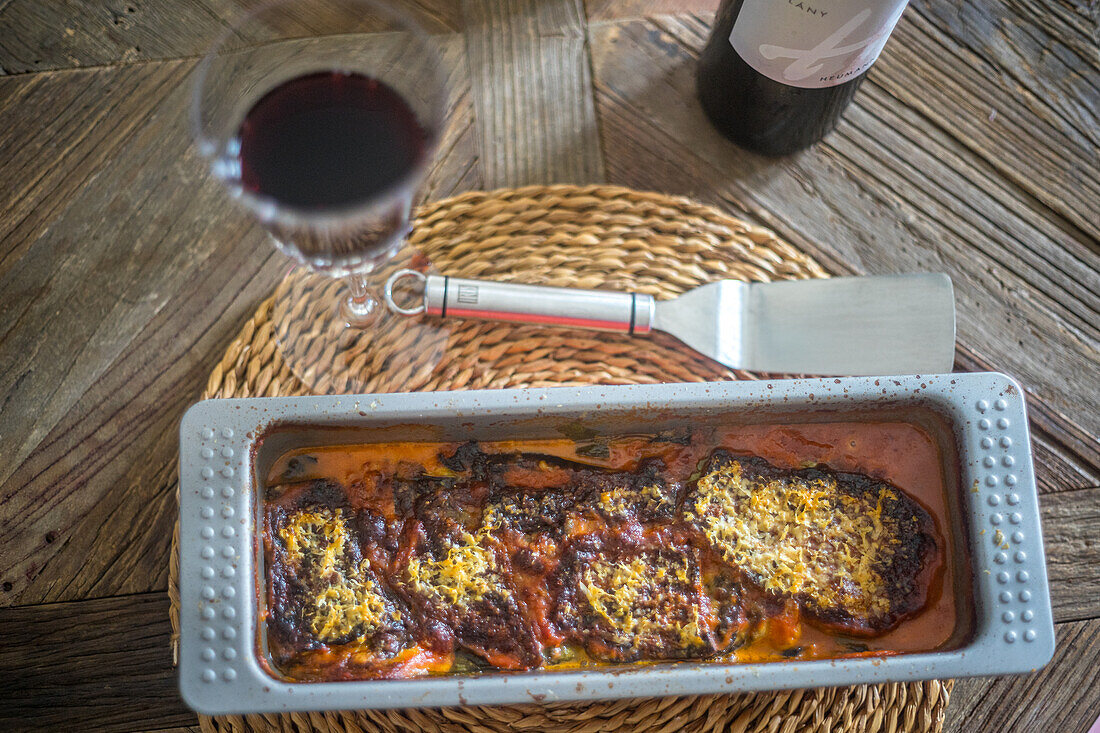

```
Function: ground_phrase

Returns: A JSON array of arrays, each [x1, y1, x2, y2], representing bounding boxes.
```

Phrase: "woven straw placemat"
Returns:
[[169, 184, 953, 733]]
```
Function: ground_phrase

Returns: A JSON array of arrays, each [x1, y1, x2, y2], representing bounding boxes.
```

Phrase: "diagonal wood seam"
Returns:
[[460, 0, 605, 188]]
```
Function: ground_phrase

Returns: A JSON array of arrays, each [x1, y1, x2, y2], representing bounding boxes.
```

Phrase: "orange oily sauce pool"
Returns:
[[265, 422, 959, 669]]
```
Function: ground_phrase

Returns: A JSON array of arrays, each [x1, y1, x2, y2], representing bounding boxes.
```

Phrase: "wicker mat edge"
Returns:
[[168, 183, 953, 733]]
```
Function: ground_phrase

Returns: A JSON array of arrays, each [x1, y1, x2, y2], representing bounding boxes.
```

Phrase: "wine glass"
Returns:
[[192, 0, 451, 393]]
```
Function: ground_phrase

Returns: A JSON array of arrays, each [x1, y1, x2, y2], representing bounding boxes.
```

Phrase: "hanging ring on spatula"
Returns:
[[381, 270, 955, 375], [386, 272, 655, 333], [384, 269, 427, 316]]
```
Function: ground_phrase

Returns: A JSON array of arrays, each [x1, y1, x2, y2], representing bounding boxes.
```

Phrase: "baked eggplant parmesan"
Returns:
[[262, 428, 947, 681]]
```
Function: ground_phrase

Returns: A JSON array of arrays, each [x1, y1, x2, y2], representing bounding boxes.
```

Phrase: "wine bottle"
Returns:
[[696, 0, 909, 156]]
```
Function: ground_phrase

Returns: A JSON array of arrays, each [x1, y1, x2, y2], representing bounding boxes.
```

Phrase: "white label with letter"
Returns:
[[729, 0, 908, 89]]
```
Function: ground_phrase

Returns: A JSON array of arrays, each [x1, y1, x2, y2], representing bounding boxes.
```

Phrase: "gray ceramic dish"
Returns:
[[178, 373, 1054, 715]]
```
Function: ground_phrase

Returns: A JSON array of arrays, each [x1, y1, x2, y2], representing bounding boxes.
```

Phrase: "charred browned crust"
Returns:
[[580, 459, 683, 525], [264, 481, 415, 673], [553, 539, 718, 661], [263, 442, 940, 677], [685, 451, 938, 634], [396, 478, 543, 670]]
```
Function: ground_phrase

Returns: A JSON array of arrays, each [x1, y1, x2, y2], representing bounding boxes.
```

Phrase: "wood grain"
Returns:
[[943, 618, 1100, 733], [880, 0, 1100, 243], [1041, 486, 1100, 623], [584, 0, 716, 22], [1028, 412, 1100, 496], [0, 62, 192, 271], [0, 593, 197, 732], [0, 35, 479, 607], [0, 1, 234, 74], [956, 345, 1100, 496], [0, 0, 465, 75], [587, 16, 1100, 440], [1, 592, 1095, 733], [0, 62, 269, 597], [462, 0, 605, 187], [590, 0, 1100, 246], [1, 0, 1098, 731]]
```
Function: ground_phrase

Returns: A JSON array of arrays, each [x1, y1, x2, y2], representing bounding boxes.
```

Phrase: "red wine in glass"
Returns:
[[236, 71, 430, 274], [193, 0, 449, 389]]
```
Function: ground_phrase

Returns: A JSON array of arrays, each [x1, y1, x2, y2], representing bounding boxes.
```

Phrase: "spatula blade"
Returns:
[[743, 274, 955, 375], [652, 274, 955, 376]]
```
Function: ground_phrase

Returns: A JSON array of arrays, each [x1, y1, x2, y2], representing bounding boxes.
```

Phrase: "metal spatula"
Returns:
[[384, 271, 955, 375]]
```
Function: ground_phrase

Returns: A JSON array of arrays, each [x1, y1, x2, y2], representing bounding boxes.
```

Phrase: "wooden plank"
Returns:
[[1041, 487, 1100, 623], [461, 0, 604, 187], [0, 59, 234, 484], [878, 0, 1100, 243], [0, 63, 191, 270], [587, 16, 1100, 442], [945, 617, 1100, 733], [421, 50, 484, 203], [0, 1, 232, 75], [0, 593, 198, 732], [584, 0, 1100, 243], [0, 0, 465, 75], [1028, 416, 1100, 497], [584, 0, 715, 22], [0, 59, 282, 606], [0, 35, 480, 607]]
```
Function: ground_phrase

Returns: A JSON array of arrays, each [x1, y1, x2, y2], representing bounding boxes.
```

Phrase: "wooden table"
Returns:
[[1, 1, 1096, 731]]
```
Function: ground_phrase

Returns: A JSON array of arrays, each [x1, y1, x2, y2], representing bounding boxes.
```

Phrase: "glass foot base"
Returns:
[[339, 291, 382, 328], [270, 251, 453, 395]]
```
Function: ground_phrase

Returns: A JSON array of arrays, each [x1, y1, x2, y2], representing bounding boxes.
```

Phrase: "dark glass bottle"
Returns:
[[697, 0, 907, 156]]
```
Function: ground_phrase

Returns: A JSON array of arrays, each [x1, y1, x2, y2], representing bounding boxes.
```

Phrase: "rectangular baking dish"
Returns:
[[178, 373, 1054, 715]]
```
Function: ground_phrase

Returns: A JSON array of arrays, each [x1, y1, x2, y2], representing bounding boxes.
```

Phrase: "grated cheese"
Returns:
[[598, 481, 668, 519], [406, 524, 509, 609], [279, 507, 394, 641], [578, 553, 705, 651], [691, 459, 902, 619]]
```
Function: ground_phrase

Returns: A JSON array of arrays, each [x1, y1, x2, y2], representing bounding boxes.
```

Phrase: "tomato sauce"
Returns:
[[261, 421, 960, 679]]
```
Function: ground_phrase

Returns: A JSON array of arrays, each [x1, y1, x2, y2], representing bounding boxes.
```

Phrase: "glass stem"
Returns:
[[341, 270, 380, 327], [347, 272, 370, 303]]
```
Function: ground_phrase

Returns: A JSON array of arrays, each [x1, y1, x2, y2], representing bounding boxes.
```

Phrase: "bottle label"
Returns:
[[729, 0, 908, 89]]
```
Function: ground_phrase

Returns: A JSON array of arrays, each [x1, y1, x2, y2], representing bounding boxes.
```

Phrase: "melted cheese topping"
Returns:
[[579, 554, 705, 650], [280, 509, 345, 577], [279, 508, 397, 641], [406, 525, 509, 609], [691, 459, 899, 619], [597, 481, 666, 518], [311, 564, 396, 640]]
